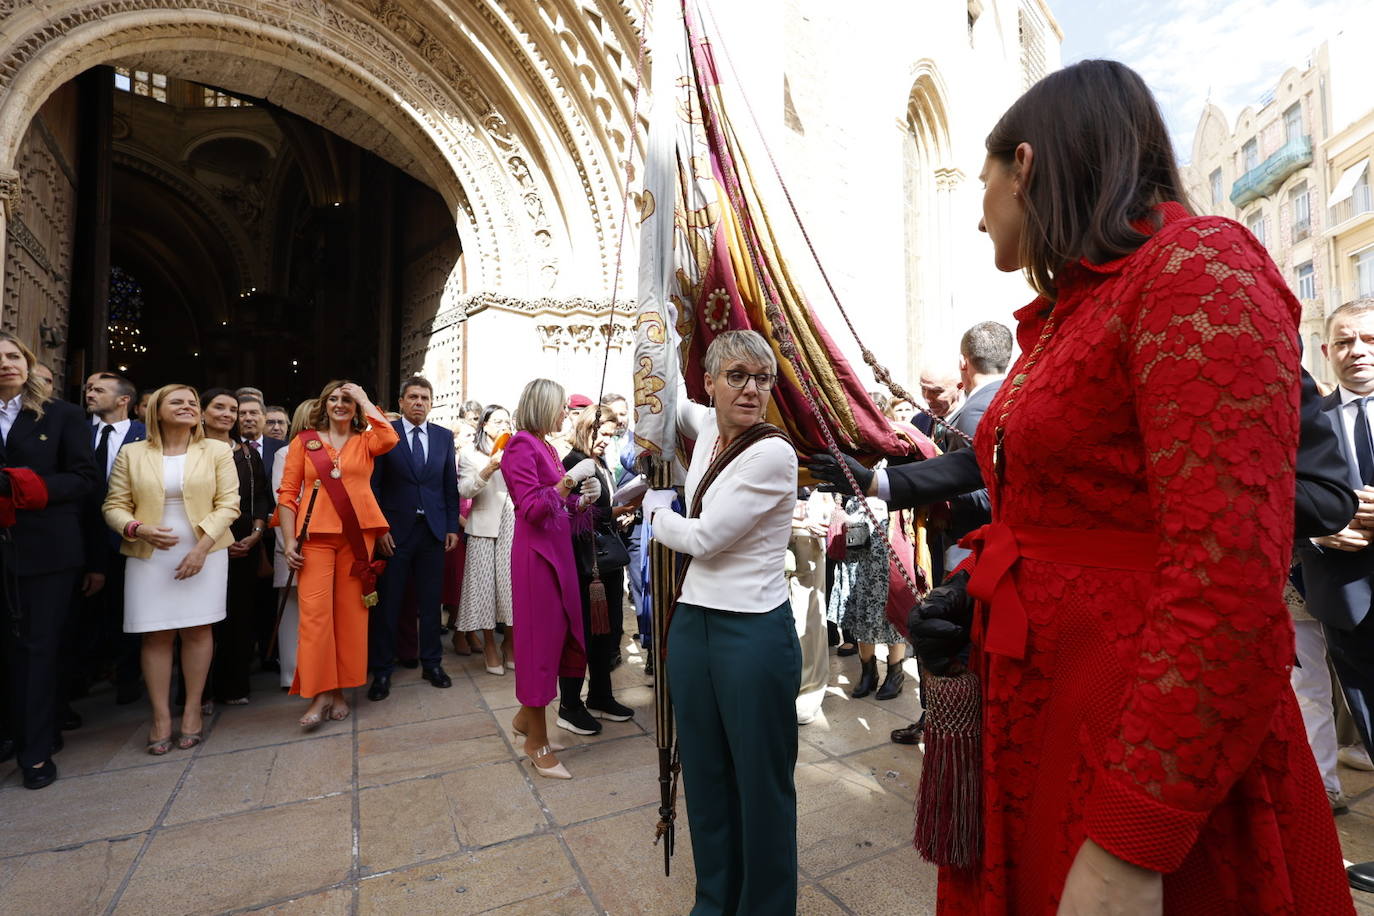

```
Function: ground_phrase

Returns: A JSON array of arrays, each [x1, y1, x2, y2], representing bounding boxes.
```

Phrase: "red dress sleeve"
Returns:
[[1082, 221, 1303, 871]]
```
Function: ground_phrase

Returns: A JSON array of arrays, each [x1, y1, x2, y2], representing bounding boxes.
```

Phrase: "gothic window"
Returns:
[[114, 67, 167, 103], [1018, 2, 1048, 90], [108, 266, 148, 356]]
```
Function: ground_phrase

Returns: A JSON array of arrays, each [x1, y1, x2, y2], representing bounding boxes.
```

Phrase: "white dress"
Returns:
[[123, 454, 229, 633]]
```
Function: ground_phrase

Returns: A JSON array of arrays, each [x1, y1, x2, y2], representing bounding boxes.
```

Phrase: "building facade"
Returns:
[[1182, 36, 1374, 383], [0, 1, 1058, 418]]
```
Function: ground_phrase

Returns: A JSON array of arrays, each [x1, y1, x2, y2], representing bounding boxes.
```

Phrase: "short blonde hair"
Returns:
[[515, 378, 566, 436], [704, 329, 776, 377], [146, 384, 205, 451], [0, 332, 47, 421]]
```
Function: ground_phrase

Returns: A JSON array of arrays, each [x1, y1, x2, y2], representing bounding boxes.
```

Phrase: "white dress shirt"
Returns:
[[402, 418, 429, 464], [651, 398, 797, 613], [92, 417, 133, 478], [0, 395, 22, 441]]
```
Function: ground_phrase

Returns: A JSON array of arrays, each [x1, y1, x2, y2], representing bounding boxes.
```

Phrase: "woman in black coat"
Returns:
[[0, 332, 99, 789], [201, 388, 271, 706], [556, 405, 635, 736]]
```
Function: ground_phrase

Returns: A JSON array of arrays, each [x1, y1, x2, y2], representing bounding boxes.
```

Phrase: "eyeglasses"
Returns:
[[722, 370, 776, 391]]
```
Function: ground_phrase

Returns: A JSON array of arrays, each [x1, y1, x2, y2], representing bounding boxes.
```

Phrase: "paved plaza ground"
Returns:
[[4, 635, 1374, 915]]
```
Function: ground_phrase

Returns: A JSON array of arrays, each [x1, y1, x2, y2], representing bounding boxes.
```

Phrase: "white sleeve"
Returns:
[[675, 377, 714, 441], [653, 439, 796, 560]]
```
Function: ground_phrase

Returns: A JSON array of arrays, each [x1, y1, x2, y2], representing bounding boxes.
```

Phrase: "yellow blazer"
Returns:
[[103, 438, 241, 559]]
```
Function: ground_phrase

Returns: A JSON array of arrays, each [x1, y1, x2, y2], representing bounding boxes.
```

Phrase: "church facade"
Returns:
[[0, 1, 1058, 419]]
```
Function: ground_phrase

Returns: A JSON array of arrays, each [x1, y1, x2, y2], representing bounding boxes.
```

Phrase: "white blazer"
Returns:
[[652, 398, 797, 613], [458, 446, 511, 539]]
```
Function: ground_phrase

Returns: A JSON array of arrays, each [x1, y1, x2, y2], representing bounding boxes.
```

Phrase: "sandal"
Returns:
[[147, 733, 174, 756], [176, 731, 203, 750], [300, 704, 332, 732], [327, 705, 351, 722]]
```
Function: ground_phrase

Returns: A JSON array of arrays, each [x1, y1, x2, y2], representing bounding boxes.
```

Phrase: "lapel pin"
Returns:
[[38, 433, 47, 441], [306, 439, 323, 450]]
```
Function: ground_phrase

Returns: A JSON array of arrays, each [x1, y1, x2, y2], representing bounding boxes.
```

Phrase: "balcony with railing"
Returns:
[[1331, 180, 1374, 227], [1230, 135, 1313, 208]]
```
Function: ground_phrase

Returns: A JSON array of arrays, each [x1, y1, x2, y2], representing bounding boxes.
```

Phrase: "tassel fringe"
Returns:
[[913, 670, 982, 869], [588, 576, 610, 634]]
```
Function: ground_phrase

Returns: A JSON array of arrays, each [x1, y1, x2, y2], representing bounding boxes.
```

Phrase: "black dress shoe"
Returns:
[[61, 705, 83, 731], [22, 759, 56, 790], [398, 658, 420, 670], [367, 674, 391, 702], [0, 737, 13, 763], [890, 715, 925, 745], [422, 666, 452, 688], [51, 733, 64, 755], [1349, 861, 1374, 893]]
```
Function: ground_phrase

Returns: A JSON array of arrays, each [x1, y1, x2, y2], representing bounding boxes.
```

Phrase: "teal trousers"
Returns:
[[668, 600, 802, 916]]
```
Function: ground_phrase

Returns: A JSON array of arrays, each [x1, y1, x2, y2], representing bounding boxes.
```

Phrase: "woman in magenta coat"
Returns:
[[502, 378, 599, 779]]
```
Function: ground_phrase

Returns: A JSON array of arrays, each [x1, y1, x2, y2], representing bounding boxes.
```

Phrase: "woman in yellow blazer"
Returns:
[[103, 384, 240, 754]]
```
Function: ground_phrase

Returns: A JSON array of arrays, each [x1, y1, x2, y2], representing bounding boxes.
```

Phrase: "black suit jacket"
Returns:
[[2, 398, 100, 575], [943, 379, 1002, 540], [370, 420, 460, 542], [84, 419, 147, 574], [1297, 385, 1374, 630], [258, 436, 286, 477], [889, 367, 1353, 544]]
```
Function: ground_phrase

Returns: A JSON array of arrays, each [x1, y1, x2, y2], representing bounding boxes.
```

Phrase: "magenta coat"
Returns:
[[502, 430, 588, 706]]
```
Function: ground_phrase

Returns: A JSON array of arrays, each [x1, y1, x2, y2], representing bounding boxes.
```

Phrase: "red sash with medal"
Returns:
[[300, 430, 386, 606]]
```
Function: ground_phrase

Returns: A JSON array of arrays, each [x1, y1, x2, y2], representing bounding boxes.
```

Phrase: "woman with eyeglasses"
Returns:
[[642, 329, 801, 914], [457, 404, 516, 673]]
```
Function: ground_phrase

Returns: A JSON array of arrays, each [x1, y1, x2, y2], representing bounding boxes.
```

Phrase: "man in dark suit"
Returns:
[[367, 376, 460, 700], [236, 392, 284, 668], [78, 372, 147, 706], [1298, 300, 1374, 800]]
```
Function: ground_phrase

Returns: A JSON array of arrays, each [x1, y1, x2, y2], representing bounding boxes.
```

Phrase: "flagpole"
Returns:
[[649, 457, 678, 875]]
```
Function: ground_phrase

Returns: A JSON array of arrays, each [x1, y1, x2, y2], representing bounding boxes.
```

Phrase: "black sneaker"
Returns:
[[587, 697, 634, 722], [556, 704, 602, 735]]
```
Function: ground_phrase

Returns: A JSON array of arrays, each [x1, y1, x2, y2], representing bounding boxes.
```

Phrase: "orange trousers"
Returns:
[[291, 532, 376, 698]]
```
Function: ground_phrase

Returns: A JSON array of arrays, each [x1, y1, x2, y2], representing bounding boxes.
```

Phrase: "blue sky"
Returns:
[[1049, 0, 1372, 162]]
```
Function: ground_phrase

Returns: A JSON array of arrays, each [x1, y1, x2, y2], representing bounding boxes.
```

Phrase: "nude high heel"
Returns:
[[526, 745, 572, 779]]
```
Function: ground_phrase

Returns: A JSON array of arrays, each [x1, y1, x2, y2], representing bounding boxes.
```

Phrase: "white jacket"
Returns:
[[458, 446, 511, 539]]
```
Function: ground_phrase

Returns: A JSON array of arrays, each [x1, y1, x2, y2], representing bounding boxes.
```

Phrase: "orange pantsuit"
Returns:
[[277, 415, 398, 697]]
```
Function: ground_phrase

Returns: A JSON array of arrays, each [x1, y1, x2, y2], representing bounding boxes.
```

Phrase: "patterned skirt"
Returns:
[[457, 499, 515, 631]]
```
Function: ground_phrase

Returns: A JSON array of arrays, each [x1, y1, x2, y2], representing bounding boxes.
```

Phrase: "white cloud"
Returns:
[[1071, 0, 1374, 161]]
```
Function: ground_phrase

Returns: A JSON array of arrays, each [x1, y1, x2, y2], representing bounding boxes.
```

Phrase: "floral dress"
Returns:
[[827, 496, 903, 645]]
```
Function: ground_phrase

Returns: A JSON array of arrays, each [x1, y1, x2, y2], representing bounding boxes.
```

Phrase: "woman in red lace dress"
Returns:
[[922, 61, 1353, 914]]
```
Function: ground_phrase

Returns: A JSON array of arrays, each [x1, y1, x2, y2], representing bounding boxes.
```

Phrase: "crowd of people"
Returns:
[[4, 55, 1374, 915]]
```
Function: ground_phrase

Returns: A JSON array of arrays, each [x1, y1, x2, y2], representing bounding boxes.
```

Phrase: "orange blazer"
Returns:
[[276, 415, 399, 537]]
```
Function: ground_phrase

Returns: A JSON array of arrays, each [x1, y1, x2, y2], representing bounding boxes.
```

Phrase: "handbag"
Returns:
[[825, 506, 849, 561], [594, 529, 630, 571]]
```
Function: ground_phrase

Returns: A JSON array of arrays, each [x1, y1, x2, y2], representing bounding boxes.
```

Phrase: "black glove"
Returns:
[[804, 452, 873, 497], [909, 569, 971, 676]]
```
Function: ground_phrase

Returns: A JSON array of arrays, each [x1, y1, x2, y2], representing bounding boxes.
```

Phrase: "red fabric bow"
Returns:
[[962, 522, 1160, 659]]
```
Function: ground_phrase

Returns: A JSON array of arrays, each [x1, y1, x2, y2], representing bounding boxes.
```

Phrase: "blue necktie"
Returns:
[[1355, 397, 1374, 486], [411, 427, 426, 476]]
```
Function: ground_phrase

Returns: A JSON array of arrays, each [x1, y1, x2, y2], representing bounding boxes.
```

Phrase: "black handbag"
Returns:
[[593, 529, 630, 571]]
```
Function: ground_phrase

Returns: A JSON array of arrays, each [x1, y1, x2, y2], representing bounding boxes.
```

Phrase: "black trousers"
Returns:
[[561, 566, 624, 707], [1325, 614, 1374, 758], [212, 551, 262, 702], [369, 520, 445, 675], [1, 568, 79, 767]]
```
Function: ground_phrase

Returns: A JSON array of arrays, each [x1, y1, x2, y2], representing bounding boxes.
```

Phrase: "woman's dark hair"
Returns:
[[200, 387, 242, 441], [476, 403, 508, 452], [985, 59, 1193, 300]]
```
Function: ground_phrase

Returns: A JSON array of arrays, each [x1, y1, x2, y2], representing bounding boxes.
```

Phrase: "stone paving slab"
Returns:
[[2, 627, 1372, 915]]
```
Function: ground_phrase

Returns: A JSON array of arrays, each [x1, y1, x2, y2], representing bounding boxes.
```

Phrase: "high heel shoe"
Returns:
[[512, 726, 564, 752], [525, 744, 572, 779], [176, 731, 203, 750], [147, 733, 174, 756]]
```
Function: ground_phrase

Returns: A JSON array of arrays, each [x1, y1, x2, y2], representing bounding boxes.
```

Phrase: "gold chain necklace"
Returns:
[[992, 308, 1059, 484]]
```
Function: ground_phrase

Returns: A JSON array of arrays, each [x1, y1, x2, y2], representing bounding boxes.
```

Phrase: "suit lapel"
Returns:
[[5, 409, 37, 453], [424, 425, 444, 477]]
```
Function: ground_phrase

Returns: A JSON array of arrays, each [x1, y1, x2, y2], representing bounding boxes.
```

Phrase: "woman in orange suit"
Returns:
[[277, 380, 397, 729]]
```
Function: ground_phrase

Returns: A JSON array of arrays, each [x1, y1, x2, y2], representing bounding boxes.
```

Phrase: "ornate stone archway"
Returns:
[[0, 0, 644, 304]]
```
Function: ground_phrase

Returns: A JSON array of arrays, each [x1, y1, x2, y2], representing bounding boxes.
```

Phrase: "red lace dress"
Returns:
[[937, 203, 1354, 914]]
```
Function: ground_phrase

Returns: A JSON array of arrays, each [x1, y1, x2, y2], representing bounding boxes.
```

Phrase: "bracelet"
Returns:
[[124, 520, 141, 539]]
